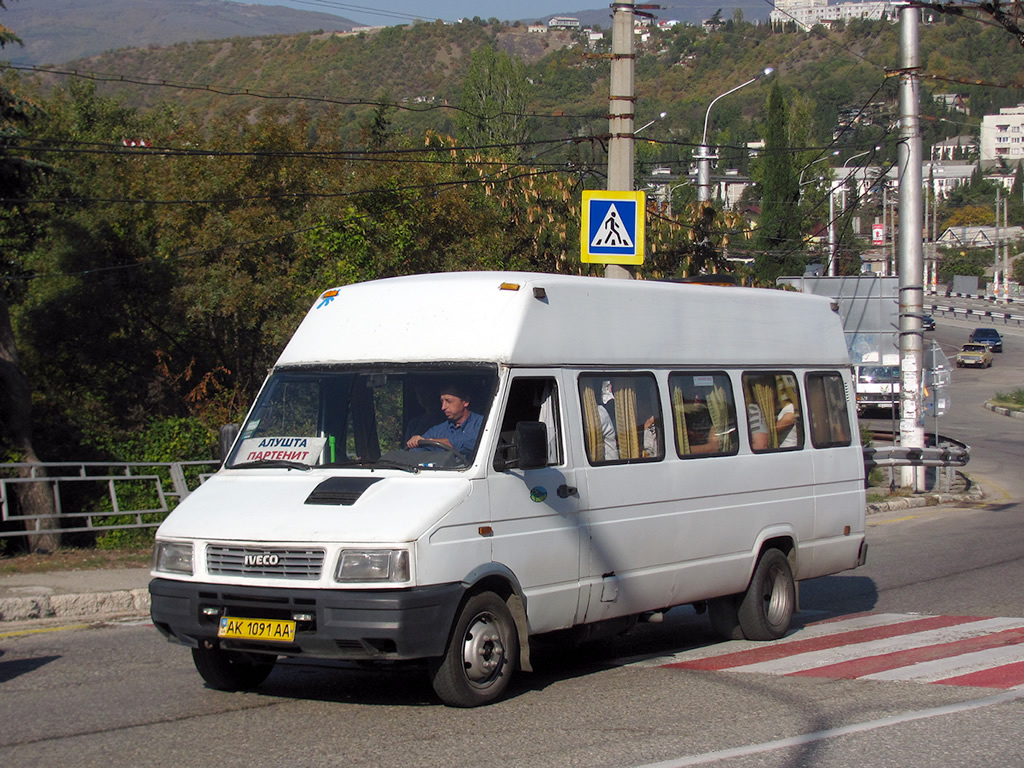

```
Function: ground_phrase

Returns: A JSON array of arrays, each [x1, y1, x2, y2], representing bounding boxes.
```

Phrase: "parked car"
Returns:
[[969, 327, 1003, 352], [922, 314, 935, 331], [956, 343, 994, 368]]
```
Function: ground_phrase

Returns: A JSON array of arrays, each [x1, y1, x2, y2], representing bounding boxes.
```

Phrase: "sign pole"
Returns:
[[606, 0, 636, 279]]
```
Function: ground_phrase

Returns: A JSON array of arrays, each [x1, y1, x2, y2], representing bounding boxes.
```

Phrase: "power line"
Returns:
[[0, 63, 605, 123]]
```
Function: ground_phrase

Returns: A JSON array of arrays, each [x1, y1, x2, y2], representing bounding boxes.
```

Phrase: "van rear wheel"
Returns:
[[429, 591, 518, 707], [192, 645, 276, 691], [737, 549, 795, 641]]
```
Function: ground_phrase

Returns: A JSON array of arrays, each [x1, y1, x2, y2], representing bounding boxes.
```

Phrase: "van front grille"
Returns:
[[207, 546, 325, 580]]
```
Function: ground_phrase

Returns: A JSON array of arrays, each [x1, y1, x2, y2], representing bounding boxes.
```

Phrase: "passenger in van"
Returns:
[[405, 383, 483, 457], [599, 381, 619, 460], [747, 401, 771, 451], [775, 391, 798, 449]]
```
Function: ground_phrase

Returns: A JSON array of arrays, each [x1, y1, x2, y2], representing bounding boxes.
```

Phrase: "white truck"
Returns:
[[150, 272, 867, 706]]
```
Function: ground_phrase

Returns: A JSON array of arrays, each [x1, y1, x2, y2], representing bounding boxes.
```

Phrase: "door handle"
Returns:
[[557, 485, 578, 499]]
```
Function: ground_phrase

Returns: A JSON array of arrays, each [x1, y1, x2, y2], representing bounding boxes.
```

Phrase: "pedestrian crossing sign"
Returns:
[[581, 190, 646, 264]]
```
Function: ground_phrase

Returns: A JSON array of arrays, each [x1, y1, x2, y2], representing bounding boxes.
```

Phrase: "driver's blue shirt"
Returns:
[[422, 411, 483, 456]]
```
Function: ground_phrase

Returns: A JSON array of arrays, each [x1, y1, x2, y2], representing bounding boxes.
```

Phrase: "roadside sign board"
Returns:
[[581, 190, 646, 264]]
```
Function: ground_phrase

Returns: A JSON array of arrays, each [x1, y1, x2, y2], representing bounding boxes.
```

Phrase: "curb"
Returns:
[[0, 588, 150, 623], [984, 401, 1024, 420]]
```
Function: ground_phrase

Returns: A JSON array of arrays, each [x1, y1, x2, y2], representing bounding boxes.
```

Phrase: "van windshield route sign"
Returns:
[[581, 190, 646, 265]]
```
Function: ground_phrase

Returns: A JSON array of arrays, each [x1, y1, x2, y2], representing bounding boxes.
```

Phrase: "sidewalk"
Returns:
[[0, 567, 151, 625]]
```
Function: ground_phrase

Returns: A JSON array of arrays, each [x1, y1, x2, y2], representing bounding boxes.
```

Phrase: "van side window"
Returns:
[[579, 374, 664, 464], [669, 372, 738, 457], [495, 377, 562, 467], [805, 372, 853, 448], [742, 372, 804, 452]]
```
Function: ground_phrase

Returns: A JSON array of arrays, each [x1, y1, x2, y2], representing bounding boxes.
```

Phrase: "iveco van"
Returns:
[[150, 272, 867, 707]]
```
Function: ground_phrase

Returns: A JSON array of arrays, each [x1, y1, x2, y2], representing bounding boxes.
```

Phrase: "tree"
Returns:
[[457, 46, 531, 158], [754, 84, 804, 282], [0, 5, 61, 551]]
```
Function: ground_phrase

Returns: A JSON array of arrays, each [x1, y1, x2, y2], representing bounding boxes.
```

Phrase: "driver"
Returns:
[[405, 383, 482, 458]]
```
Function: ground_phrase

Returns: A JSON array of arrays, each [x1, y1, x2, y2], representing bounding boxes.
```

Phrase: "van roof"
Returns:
[[277, 272, 850, 368]]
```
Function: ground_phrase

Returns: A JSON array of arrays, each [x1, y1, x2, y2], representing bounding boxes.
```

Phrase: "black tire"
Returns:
[[737, 549, 796, 641], [192, 645, 276, 691], [429, 591, 518, 707], [708, 595, 743, 640]]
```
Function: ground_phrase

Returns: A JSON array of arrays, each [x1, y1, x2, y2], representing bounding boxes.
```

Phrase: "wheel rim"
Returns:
[[461, 611, 506, 687], [763, 564, 792, 628]]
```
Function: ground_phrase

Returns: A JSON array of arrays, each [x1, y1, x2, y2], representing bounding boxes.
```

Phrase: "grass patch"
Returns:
[[991, 388, 1024, 412], [0, 547, 151, 575]]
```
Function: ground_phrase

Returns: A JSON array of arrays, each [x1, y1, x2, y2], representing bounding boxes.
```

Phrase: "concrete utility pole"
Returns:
[[606, 0, 636, 279], [897, 5, 925, 490]]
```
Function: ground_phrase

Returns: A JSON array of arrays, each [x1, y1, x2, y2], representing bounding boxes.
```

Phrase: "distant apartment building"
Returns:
[[770, 0, 898, 30], [980, 104, 1024, 163], [547, 17, 580, 29], [930, 135, 977, 161]]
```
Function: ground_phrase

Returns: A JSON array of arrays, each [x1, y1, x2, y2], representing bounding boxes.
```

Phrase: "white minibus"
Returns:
[[150, 272, 867, 707]]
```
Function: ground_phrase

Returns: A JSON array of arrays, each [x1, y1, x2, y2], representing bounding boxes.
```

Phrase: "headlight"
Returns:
[[335, 549, 409, 583], [153, 541, 194, 575]]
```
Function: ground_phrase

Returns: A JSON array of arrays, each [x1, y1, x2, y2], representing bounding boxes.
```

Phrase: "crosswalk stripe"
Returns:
[[653, 613, 1024, 690]]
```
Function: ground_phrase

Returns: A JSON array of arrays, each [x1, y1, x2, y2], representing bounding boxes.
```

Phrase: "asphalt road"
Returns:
[[0, 308, 1021, 768]]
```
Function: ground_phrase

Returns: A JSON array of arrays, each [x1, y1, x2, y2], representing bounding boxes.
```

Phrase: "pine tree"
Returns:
[[754, 84, 804, 283]]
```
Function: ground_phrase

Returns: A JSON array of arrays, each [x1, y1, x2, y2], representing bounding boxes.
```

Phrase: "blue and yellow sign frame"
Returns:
[[581, 190, 646, 265]]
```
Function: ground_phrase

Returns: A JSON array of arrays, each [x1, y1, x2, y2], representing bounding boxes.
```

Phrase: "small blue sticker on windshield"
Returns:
[[530, 487, 547, 503]]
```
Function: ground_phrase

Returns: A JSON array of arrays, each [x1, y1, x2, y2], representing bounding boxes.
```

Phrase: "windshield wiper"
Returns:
[[334, 459, 420, 474], [230, 459, 312, 471]]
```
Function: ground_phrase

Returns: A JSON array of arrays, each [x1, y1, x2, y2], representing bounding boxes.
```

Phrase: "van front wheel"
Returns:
[[738, 549, 795, 641], [191, 645, 276, 691], [429, 591, 518, 707]]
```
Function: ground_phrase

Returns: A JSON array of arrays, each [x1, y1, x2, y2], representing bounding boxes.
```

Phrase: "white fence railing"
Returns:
[[0, 461, 219, 539]]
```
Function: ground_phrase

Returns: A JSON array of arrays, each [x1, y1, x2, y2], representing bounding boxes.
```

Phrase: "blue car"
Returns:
[[969, 327, 1003, 352]]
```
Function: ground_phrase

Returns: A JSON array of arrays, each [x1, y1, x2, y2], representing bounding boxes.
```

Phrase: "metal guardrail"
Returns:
[[863, 442, 970, 470], [926, 294, 1024, 327], [0, 437, 972, 541], [0, 461, 219, 539]]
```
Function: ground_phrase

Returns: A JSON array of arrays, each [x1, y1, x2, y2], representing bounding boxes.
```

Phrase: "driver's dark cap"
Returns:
[[439, 382, 470, 402]]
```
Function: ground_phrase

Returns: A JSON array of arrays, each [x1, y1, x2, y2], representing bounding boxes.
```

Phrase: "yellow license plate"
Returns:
[[218, 616, 296, 643]]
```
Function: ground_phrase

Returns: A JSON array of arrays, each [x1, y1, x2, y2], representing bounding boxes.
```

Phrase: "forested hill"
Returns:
[[21, 15, 1024, 153]]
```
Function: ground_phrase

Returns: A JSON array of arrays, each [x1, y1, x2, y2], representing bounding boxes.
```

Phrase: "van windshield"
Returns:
[[227, 366, 498, 471], [857, 366, 899, 384]]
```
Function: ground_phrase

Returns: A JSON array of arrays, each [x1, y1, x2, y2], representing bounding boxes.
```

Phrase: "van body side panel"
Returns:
[[485, 369, 584, 634], [487, 468, 582, 633], [419, 482, 492, 587], [808, 447, 867, 578]]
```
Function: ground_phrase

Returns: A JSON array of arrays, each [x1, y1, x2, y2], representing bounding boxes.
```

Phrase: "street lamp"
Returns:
[[828, 146, 880, 275], [839, 146, 881, 213], [798, 150, 839, 190], [697, 67, 774, 203], [635, 111, 667, 135]]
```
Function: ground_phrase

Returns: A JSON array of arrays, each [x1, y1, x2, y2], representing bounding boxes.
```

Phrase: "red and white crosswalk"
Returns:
[[645, 613, 1024, 690]]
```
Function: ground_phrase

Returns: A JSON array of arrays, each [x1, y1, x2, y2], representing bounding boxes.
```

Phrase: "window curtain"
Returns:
[[671, 383, 691, 455], [581, 382, 605, 462], [707, 384, 733, 454], [753, 380, 778, 449], [612, 378, 641, 459]]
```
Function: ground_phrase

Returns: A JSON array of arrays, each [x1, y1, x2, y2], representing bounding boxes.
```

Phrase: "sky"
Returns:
[[240, 0, 593, 27]]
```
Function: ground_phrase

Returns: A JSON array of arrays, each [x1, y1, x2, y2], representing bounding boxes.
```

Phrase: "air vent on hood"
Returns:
[[304, 476, 383, 506]]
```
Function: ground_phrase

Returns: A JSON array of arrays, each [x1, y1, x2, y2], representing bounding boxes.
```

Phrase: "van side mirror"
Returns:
[[515, 421, 548, 470], [219, 423, 240, 462], [493, 421, 548, 472]]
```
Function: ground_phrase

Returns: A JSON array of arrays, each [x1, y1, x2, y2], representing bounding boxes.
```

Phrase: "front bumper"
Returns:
[[149, 577, 465, 661]]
